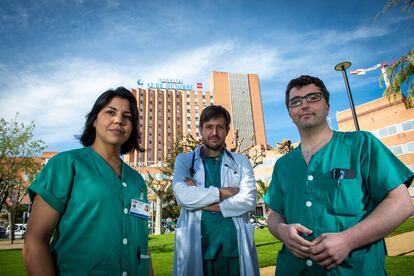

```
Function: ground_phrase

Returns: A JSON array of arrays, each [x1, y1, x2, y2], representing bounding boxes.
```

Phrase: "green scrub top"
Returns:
[[265, 131, 413, 276], [201, 154, 239, 260], [28, 147, 150, 276]]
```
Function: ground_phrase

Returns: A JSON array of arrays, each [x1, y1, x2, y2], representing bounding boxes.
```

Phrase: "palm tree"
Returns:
[[382, 48, 414, 108], [377, 1, 414, 107], [256, 179, 270, 216]]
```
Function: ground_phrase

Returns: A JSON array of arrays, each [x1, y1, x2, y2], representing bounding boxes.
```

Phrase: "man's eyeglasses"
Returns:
[[288, 92, 324, 108]]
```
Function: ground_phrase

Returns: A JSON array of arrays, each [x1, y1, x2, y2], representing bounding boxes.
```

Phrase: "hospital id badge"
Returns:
[[129, 199, 149, 219]]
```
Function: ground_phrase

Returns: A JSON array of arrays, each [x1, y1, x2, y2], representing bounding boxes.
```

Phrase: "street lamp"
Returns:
[[335, 61, 360, 131]]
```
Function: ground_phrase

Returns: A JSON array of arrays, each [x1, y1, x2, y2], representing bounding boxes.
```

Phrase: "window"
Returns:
[[408, 142, 414, 153], [390, 146, 403, 155], [388, 126, 397, 135], [402, 121, 414, 131], [379, 128, 388, 137]]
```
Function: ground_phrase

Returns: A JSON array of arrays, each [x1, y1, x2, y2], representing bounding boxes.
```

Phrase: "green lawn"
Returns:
[[387, 217, 414, 237], [0, 249, 26, 275], [1, 219, 414, 276]]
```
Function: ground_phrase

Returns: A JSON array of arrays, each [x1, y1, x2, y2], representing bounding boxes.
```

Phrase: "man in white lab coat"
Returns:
[[172, 105, 260, 276]]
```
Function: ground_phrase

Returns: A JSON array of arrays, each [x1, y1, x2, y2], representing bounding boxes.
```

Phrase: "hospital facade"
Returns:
[[336, 95, 414, 171], [124, 71, 267, 170]]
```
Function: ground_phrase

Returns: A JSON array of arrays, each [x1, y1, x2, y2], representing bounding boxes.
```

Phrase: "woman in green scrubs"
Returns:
[[23, 87, 153, 276]]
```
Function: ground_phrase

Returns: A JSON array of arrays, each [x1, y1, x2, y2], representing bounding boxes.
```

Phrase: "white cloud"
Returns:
[[0, 15, 407, 151], [0, 58, 137, 147], [0, 41, 284, 150]]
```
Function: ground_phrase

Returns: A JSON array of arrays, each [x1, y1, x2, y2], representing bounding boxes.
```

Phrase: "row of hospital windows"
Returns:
[[372, 119, 414, 138], [389, 142, 414, 156]]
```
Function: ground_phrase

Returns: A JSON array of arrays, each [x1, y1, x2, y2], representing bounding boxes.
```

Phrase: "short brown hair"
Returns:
[[285, 75, 330, 109], [199, 105, 231, 129]]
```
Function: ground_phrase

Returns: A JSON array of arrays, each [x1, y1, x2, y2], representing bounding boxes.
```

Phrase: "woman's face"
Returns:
[[93, 96, 133, 149]]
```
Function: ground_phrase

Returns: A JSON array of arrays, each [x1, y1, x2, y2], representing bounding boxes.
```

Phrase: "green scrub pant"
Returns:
[[203, 245, 240, 276]]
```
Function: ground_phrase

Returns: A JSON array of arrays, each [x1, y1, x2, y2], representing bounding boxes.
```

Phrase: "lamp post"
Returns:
[[335, 61, 360, 131]]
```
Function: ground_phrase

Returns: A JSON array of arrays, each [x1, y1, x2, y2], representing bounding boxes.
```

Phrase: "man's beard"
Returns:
[[203, 139, 223, 151]]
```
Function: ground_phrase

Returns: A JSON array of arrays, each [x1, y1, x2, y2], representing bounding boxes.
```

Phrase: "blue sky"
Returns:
[[0, 0, 413, 152]]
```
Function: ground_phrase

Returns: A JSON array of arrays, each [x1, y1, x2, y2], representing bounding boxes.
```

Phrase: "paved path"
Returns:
[[259, 231, 414, 276], [0, 239, 24, 250], [385, 231, 414, 256]]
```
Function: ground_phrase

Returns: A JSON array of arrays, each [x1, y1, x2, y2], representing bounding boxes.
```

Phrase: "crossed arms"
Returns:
[[172, 153, 257, 217]]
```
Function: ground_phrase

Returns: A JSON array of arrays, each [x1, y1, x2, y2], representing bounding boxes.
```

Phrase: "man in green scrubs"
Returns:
[[173, 105, 260, 276], [265, 75, 414, 275]]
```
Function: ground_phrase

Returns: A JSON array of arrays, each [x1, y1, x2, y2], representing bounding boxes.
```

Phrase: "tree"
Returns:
[[377, 1, 414, 107], [276, 139, 294, 155], [376, 0, 414, 21], [382, 48, 414, 108], [231, 129, 266, 168], [256, 179, 270, 214], [0, 114, 45, 241], [145, 133, 200, 234]]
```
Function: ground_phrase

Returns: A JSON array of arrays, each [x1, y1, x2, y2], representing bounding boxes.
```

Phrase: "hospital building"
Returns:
[[124, 71, 267, 169]]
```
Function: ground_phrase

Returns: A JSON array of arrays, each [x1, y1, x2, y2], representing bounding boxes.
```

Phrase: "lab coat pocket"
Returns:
[[224, 168, 241, 187]]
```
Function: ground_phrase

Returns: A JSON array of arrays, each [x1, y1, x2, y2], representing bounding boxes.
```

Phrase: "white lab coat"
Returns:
[[172, 145, 260, 276]]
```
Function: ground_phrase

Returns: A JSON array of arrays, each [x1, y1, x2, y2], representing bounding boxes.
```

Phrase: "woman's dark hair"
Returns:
[[199, 105, 231, 129], [285, 75, 330, 108], [80, 87, 144, 154]]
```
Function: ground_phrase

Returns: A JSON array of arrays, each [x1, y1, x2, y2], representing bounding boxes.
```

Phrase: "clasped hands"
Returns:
[[277, 223, 353, 270]]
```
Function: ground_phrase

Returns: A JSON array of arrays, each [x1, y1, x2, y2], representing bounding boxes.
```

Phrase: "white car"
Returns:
[[5, 224, 27, 239]]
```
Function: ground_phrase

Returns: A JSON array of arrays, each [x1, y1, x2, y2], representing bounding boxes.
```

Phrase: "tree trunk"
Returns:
[[8, 204, 16, 244], [154, 196, 162, 235]]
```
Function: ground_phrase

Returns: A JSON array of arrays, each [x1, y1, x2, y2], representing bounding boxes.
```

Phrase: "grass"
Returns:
[[387, 217, 414, 237], [0, 249, 26, 276], [386, 256, 414, 275], [1, 218, 414, 276]]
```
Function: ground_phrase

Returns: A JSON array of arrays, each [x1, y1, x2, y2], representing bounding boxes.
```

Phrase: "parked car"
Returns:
[[250, 214, 267, 229], [0, 225, 6, 238], [5, 223, 27, 239]]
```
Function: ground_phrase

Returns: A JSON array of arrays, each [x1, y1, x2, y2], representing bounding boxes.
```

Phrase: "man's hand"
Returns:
[[219, 187, 239, 200], [184, 177, 196, 186], [203, 203, 221, 212], [310, 232, 352, 270], [277, 223, 315, 258]]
